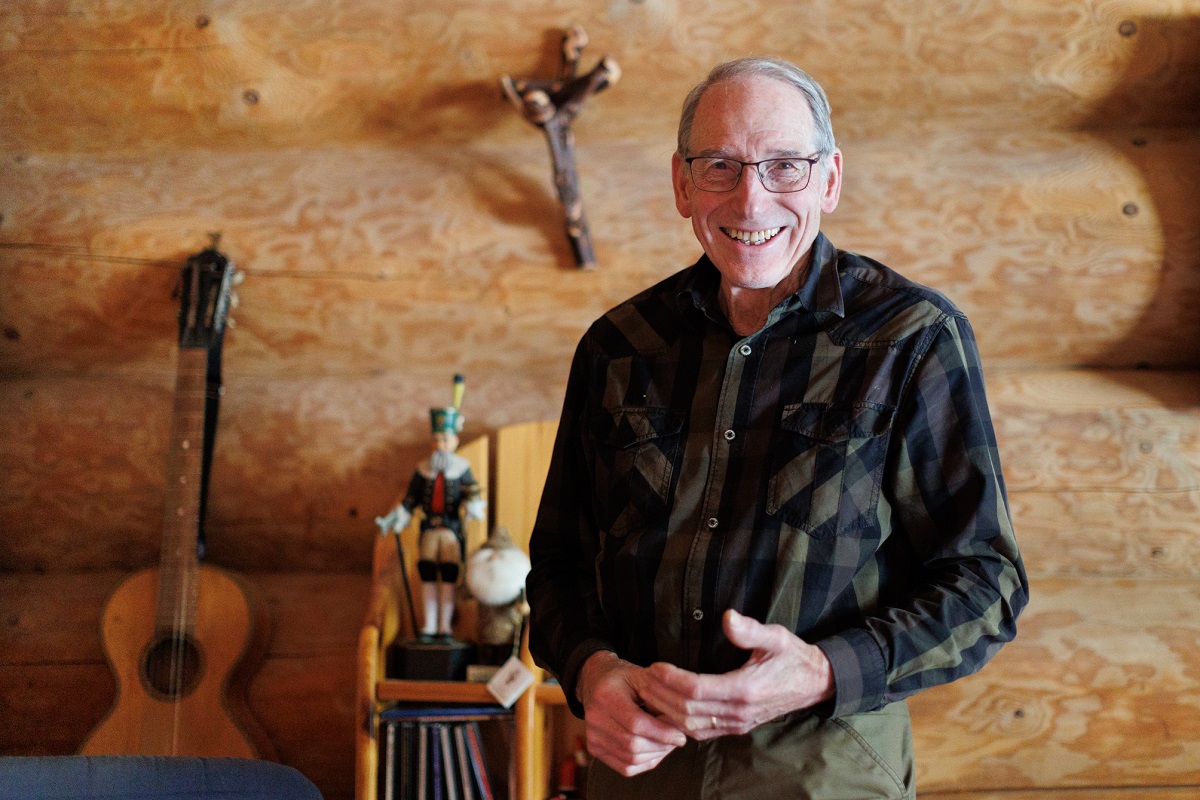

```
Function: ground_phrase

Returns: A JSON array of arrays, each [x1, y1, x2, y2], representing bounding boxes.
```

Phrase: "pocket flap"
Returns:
[[592, 406, 684, 448], [780, 402, 894, 441]]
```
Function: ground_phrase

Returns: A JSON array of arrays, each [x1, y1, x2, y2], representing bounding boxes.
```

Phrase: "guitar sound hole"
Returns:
[[141, 633, 204, 701]]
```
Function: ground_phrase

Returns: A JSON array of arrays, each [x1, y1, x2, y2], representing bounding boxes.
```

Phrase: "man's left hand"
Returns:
[[638, 609, 836, 739]]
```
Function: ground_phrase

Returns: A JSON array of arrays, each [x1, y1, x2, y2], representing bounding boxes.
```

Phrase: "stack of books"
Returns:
[[379, 705, 515, 800]]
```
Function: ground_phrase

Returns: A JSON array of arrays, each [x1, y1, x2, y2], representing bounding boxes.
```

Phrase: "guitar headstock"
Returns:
[[177, 239, 238, 351]]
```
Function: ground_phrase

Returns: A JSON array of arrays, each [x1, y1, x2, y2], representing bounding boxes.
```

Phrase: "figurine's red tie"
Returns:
[[430, 472, 446, 515]]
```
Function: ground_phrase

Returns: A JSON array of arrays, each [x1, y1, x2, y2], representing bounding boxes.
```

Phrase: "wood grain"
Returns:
[[990, 370, 1200, 494], [2, 0, 1198, 154], [1009, 489, 1200, 579], [250, 654, 357, 800], [3, 131, 1197, 380], [0, 663, 115, 756], [495, 419, 559, 550], [911, 578, 1200, 792]]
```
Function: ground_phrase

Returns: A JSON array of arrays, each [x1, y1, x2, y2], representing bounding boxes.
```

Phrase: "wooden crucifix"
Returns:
[[501, 26, 620, 270]]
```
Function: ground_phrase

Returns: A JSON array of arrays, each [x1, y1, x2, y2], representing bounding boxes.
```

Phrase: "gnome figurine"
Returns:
[[466, 526, 532, 665], [377, 374, 486, 639]]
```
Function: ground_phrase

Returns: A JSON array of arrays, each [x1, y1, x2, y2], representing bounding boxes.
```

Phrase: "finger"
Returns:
[[643, 660, 704, 698], [636, 664, 704, 726], [626, 708, 689, 747], [587, 728, 678, 764], [587, 710, 682, 775], [588, 737, 675, 777], [684, 712, 724, 740], [645, 660, 743, 706], [637, 673, 740, 737], [589, 691, 687, 749], [668, 710, 730, 741], [722, 608, 783, 652], [587, 721, 680, 759]]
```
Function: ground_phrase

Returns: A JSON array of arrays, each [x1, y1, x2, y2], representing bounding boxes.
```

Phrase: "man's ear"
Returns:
[[820, 149, 843, 214], [671, 152, 693, 219]]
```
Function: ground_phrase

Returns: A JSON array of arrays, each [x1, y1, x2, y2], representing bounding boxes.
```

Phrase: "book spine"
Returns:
[[453, 723, 477, 800], [464, 721, 494, 800], [417, 724, 429, 800], [430, 723, 444, 800], [439, 724, 459, 800], [383, 721, 396, 800], [401, 721, 417, 800]]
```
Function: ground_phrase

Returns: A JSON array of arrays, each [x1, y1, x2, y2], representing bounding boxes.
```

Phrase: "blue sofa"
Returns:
[[0, 756, 323, 799]]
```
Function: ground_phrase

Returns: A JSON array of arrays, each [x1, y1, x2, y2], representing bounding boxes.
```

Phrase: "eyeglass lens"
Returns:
[[690, 158, 812, 193]]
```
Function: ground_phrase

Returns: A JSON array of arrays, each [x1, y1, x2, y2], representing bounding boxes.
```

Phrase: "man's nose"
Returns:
[[731, 165, 773, 205]]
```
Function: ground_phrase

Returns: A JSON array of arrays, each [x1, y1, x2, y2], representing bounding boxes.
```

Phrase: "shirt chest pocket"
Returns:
[[590, 407, 683, 538], [767, 402, 895, 539]]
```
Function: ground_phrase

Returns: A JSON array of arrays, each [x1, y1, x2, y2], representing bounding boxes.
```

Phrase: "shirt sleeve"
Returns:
[[816, 314, 1029, 717], [526, 335, 615, 718]]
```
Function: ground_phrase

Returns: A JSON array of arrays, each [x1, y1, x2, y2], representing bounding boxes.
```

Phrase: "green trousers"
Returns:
[[588, 702, 914, 800]]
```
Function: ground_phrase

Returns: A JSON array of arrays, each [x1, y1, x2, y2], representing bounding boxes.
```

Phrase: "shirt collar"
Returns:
[[677, 231, 846, 321], [797, 232, 846, 318]]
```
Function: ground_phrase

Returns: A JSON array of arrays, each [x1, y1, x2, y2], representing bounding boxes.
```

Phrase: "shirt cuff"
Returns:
[[558, 638, 616, 719], [815, 627, 888, 718]]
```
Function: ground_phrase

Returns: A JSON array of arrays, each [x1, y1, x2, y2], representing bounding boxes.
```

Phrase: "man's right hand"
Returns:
[[576, 650, 688, 777]]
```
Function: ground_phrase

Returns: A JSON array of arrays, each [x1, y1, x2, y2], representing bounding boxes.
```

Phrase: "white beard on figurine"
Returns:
[[466, 527, 532, 665]]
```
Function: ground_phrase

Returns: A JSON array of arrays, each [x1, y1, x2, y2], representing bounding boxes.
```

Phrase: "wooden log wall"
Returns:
[[1, 2, 1198, 798]]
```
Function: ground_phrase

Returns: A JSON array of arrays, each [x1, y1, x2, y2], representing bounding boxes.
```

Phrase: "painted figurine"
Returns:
[[376, 375, 486, 639], [465, 526, 532, 665]]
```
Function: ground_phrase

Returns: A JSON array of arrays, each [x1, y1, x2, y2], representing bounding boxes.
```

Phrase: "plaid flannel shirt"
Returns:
[[528, 232, 1028, 720]]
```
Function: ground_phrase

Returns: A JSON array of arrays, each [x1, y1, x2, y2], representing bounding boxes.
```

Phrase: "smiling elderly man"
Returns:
[[527, 57, 1028, 800]]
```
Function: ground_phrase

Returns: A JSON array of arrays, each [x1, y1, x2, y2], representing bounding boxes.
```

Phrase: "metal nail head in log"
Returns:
[[500, 25, 620, 270]]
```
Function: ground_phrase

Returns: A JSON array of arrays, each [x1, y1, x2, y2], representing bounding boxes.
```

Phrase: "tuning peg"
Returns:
[[230, 290, 240, 309], [232, 270, 245, 286]]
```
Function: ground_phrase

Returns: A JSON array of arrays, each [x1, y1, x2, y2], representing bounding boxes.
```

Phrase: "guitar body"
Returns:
[[82, 564, 275, 758]]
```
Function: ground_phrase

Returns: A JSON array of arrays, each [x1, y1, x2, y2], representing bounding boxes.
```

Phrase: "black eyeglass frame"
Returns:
[[683, 154, 824, 194]]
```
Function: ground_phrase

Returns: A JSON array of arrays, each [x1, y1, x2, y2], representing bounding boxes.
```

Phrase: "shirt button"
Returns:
[[707, 517, 719, 529], [724, 429, 735, 441], [739, 344, 752, 356], [692, 609, 704, 621]]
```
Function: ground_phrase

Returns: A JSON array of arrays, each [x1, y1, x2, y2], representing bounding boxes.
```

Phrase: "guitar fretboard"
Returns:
[[155, 347, 209, 634]]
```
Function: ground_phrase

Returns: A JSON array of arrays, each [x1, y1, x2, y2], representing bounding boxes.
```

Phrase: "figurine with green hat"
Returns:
[[376, 374, 486, 639]]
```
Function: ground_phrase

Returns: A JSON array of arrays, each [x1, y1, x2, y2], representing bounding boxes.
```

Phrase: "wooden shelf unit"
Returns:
[[355, 426, 568, 800]]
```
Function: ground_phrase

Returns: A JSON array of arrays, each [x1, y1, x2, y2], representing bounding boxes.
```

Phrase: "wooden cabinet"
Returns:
[[355, 425, 569, 800]]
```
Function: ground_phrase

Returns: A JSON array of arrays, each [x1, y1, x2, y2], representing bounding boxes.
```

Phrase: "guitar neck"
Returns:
[[157, 346, 210, 634]]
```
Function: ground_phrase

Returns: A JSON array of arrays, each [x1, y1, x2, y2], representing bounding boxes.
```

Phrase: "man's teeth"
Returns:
[[725, 227, 781, 244]]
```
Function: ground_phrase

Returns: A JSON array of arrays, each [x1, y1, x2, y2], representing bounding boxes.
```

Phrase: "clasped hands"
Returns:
[[576, 609, 835, 777]]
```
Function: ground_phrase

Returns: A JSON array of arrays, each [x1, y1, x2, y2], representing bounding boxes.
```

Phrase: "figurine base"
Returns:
[[387, 637, 477, 681], [476, 643, 514, 667]]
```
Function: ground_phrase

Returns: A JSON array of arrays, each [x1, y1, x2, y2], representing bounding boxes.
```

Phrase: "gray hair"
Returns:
[[676, 57, 837, 158]]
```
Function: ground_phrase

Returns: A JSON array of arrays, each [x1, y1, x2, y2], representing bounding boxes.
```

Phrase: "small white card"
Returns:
[[486, 655, 536, 708]]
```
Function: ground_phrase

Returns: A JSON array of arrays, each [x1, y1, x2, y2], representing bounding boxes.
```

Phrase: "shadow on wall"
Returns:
[[363, 29, 593, 271], [1084, 15, 1200, 380]]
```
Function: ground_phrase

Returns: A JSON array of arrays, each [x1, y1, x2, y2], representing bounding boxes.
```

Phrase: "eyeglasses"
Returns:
[[684, 155, 822, 193]]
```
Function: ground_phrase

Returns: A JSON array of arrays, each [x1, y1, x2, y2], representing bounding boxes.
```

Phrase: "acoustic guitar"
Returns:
[[82, 244, 275, 759]]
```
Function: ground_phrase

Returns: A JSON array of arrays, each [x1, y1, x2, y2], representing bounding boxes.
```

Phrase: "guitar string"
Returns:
[[170, 269, 200, 756], [164, 350, 202, 756], [172, 354, 204, 755], [166, 350, 187, 755]]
